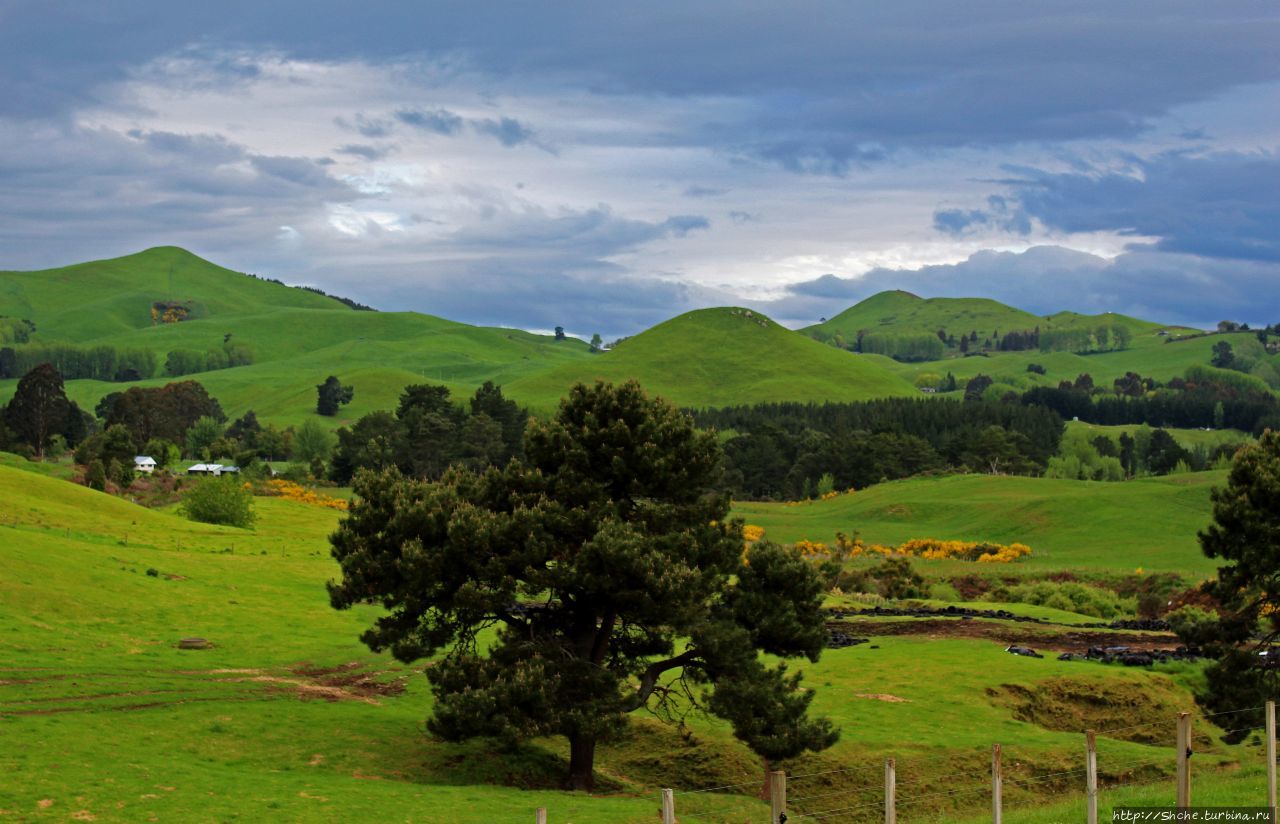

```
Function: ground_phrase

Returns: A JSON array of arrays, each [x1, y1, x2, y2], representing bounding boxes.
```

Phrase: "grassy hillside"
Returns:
[[1, 460, 1256, 821], [506, 307, 919, 410], [0, 246, 346, 341], [806, 290, 1048, 341], [733, 471, 1224, 575], [799, 290, 1261, 396], [0, 248, 594, 427]]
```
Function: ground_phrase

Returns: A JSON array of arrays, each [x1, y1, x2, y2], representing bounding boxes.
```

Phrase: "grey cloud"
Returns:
[[395, 108, 464, 135], [471, 116, 538, 148], [684, 185, 728, 198], [335, 143, 395, 160], [0, 122, 358, 269], [944, 150, 1280, 261], [4, 2, 1278, 168], [335, 113, 394, 138], [759, 246, 1280, 329], [728, 211, 757, 224]]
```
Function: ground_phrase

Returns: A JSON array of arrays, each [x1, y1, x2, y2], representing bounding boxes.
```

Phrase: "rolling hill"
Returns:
[[505, 307, 919, 409]]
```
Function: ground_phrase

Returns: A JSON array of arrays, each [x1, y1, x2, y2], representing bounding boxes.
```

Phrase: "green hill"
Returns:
[[0, 248, 593, 426], [505, 307, 919, 409], [806, 290, 1047, 343], [733, 471, 1222, 574], [0, 246, 347, 341]]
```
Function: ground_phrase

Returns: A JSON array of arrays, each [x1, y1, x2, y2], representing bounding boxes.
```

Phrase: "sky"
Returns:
[[1, 1, 1278, 339]]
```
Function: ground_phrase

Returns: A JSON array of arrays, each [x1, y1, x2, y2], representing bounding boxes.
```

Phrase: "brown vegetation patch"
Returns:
[[988, 676, 1205, 746], [854, 693, 908, 703]]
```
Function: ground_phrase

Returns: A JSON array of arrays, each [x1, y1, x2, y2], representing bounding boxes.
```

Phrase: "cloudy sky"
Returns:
[[2, 2, 1278, 338]]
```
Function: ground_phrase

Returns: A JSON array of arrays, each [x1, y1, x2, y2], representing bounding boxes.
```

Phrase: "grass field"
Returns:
[[733, 471, 1226, 575], [1, 457, 1258, 822]]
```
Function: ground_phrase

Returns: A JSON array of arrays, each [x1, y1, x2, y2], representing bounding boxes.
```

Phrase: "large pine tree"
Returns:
[[328, 380, 837, 789]]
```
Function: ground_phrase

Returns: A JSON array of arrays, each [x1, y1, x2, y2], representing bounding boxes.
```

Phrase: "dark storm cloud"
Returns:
[[4, 2, 1277, 158], [938, 150, 1280, 262], [762, 246, 1280, 329]]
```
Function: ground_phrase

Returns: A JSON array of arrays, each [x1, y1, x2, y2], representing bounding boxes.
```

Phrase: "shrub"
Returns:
[[1166, 605, 1217, 642], [181, 477, 255, 528], [986, 581, 1136, 619]]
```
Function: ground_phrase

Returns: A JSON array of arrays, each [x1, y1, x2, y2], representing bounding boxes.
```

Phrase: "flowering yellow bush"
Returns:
[[742, 524, 766, 542], [260, 479, 348, 510], [842, 535, 1031, 564]]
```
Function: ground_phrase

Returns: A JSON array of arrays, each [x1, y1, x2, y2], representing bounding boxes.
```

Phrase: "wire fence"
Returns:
[[524, 703, 1277, 823]]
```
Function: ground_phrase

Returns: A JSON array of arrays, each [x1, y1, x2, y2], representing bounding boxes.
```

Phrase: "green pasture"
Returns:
[[0, 459, 1256, 821], [733, 471, 1225, 575]]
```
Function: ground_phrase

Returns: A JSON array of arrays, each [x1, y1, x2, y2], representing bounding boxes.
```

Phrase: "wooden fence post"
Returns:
[[535, 808, 547, 824], [884, 758, 896, 824], [1177, 711, 1192, 808], [769, 770, 786, 824], [661, 788, 675, 824], [1085, 729, 1098, 824], [992, 743, 1003, 824], [1268, 701, 1277, 816]]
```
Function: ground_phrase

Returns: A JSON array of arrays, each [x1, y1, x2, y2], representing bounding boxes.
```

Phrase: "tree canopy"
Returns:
[[328, 380, 836, 789], [1180, 430, 1280, 736]]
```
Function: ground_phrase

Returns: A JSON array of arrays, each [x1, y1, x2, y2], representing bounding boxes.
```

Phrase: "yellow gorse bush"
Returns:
[[260, 479, 349, 510], [845, 536, 1031, 563]]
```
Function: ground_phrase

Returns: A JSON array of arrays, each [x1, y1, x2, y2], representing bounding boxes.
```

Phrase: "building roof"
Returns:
[[134, 455, 156, 463]]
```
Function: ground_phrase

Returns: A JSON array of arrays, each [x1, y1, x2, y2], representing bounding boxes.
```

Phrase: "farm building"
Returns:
[[134, 456, 157, 474], [185, 463, 241, 477]]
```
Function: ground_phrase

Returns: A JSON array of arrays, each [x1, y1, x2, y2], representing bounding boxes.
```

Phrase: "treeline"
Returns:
[[1038, 324, 1132, 354], [1021, 367, 1279, 435], [164, 338, 254, 376], [330, 381, 528, 483], [0, 344, 157, 381], [858, 332, 945, 362], [821, 321, 1132, 362], [691, 398, 1064, 500], [245, 272, 377, 311]]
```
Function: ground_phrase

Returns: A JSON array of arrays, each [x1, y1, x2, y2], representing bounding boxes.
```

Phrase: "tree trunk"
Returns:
[[567, 733, 597, 792], [760, 757, 772, 801]]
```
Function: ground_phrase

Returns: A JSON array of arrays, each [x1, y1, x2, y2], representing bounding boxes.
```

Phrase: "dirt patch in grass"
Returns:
[[832, 618, 1180, 653], [988, 676, 1200, 745]]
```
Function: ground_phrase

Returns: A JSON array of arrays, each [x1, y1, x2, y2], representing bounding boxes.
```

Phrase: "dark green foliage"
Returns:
[[1211, 340, 1235, 369], [6, 344, 156, 381], [329, 382, 527, 483], [316, 376, 354, 416], [4, 363, 70, 458], [964, 374, 993, 401], [859, 331, 945, 362], [181, 476, 255, 528], [1026, 363, 1046, 375], [328, 380, 835, 790], [1181, 431, 1280, 739], [698, 397, 1062, 500], [85, 459, 107, 491], [104, 381, 225, 446]]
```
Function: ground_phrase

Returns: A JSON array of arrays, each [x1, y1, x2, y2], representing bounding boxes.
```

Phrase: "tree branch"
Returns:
[[626, 649, 701, 712]]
